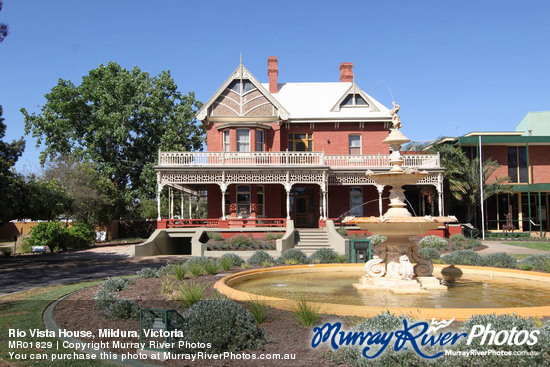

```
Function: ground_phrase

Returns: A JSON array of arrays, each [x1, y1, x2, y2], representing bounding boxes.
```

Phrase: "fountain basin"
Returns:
[[346, 216, 456, 235], [214, 264, 550, 321]]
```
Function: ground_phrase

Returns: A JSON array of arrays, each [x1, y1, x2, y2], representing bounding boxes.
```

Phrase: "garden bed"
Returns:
[[54, 269, 342, 367]]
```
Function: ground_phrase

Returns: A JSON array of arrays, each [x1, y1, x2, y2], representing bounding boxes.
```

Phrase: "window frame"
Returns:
[[349, 134, 362, 155], [236, 185, 251, 218], [349, 186, 364, 216], [507, 146, 528, 183], [257, 185, 265, 216], [256, 129, 264, 152], [236, 129, 250, 152], [222, 130, 230, 152]]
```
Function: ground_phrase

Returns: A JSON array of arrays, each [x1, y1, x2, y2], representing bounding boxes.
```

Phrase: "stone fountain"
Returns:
[[344, 102, 457, 294]]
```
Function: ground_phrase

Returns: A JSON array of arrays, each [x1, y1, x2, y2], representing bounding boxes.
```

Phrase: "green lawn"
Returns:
[[0, 281, 115, 366], [503, 242, 550, 251]]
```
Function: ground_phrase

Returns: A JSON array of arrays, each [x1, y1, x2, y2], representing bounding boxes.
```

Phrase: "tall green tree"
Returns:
[[44, 158, 125, 225], [22, 62, 205, 205], [0, 105, 26, 225], [0, 0, 8, 43]]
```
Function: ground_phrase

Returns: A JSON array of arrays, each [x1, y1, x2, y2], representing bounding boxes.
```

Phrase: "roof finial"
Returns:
[[240, 53, 242, 65]]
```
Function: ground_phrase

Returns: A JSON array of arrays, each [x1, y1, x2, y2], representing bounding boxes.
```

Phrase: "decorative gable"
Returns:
[[331, 84, 380, 112], [196, 64, 289, 122]]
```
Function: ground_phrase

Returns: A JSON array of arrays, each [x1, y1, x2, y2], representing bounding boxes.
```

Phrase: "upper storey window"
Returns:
[[228, 79, 256, 94], [349, 135, 361, 155], [236, 129, 250, 152], [223, 130, 230, 152], [288, 133, 313, 152], [508, 146, 528, 183], [340, 93, 368, 107]]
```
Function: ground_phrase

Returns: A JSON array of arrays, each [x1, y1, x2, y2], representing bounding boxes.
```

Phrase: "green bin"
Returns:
[[349, 239, 371, 263]]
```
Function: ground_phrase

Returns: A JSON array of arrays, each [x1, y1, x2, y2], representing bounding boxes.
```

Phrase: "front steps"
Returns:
[[294, 228, 331, 255]]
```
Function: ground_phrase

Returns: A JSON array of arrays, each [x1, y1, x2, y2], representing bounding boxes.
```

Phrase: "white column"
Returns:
[[180, 192, 184, 219], [220, 186, 227, 220], [169, 187, 174, 219], [157, 186, 162, 220], [438, 173, 444, 216], [189, 195, 193, 219], [376, 185, 385, 217]]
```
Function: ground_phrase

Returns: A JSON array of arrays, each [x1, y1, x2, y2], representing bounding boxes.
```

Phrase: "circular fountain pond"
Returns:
[[214, 264, 550, 321]]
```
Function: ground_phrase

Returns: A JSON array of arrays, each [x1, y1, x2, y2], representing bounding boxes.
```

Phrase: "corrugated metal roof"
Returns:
[[261, 82, 391, 121]]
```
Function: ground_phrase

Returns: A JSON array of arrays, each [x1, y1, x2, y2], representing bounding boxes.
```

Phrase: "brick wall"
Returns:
[[529, 146, 550, 184]]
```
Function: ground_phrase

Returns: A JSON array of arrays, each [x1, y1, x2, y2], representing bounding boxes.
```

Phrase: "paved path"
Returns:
[[477, 241, 550, 255], [0, 244, 189, 296]]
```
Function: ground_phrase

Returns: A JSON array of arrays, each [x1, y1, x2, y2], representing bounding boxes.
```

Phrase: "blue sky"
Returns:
[[1, 0, 549, 173]]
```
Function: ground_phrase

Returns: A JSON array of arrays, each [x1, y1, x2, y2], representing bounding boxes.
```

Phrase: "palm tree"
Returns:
[[451, 157, 512, 223], [431, 144, 512, 225]]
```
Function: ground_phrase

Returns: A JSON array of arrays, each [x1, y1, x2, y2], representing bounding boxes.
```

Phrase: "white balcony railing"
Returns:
[[158, 151, 440, 169]]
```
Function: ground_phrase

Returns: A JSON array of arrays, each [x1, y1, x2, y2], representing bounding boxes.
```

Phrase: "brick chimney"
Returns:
[[268, 56, 278, 93], [339, 62, 354, 83]]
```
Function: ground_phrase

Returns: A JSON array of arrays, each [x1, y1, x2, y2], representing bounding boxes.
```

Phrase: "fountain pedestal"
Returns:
[[345, 103, 456, 294]]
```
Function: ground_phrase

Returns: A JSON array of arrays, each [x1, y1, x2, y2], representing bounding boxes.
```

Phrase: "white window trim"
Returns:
[[236, 129, 250, 152], [349, 134, 362, 155]]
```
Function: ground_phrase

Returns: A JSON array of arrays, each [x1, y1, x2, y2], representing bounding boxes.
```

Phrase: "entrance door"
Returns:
[[290, 187, 315, 227]]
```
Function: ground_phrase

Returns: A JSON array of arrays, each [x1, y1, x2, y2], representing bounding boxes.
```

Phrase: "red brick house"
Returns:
[[155, 57, 443, 229]]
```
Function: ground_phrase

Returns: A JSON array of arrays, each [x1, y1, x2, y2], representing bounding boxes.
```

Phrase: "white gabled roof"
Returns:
[[261, 82, 392, 121]]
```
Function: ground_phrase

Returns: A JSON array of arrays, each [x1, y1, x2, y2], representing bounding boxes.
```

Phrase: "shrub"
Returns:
[[466, 238, 481, 248], [216, 256, 232, 271], [170, 263, 187, 280], [450, 233, 467, 242], [418, 247, 440, 262], [136, 267, 158, 278], [67, 222, 95, 249], [336, 228, 348, 236], [217, 253, 244, 270], [419, 235, 448, 248], [27, 221, 94, 252], [207, 232, 223, 241], [16, 236, 32, 254], [519, 254, 550, 272], [246, 298, 268, 324], [291, 294, 320, 327], [261, 261, 274, 267], [27, 222, 69, 252], [276, 248, 308, 265], [247, 250, 275, 266], [442, 250, 483, 266], [104, 299, 139, 319], [230, 235, 251, 246], [265, 232, 283, 241], [309, 248, 339, 263], [101, 277, 133, 293], [203, 261, 219, 275], [177, 299, 267, 353], [178, 280, 208, 307], [335, 254, 349, 263], [93, 288, 117, 310], [187, 263, 205, 277], [368, 235, 387, 246], [481, 252, 517, 268], [185, 256, 215, 268]]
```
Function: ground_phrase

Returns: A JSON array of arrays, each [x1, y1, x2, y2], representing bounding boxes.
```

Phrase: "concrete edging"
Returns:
[[43, 290, 158, 367]]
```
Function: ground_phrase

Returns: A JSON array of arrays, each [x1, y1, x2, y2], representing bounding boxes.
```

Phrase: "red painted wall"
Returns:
[[529, 146, 550, 184]]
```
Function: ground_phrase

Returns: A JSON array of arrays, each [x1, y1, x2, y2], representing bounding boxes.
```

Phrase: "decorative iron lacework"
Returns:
[[159, 171, 440, 187], [160, 173, 223, 185]]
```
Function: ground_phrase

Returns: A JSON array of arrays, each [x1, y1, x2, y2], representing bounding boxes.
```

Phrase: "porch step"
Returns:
[[294, 229, 331, 254]]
